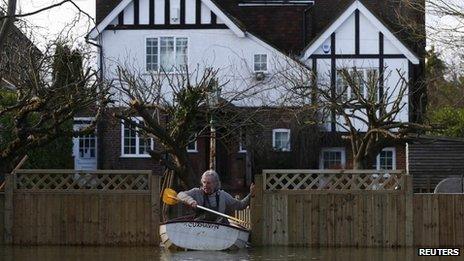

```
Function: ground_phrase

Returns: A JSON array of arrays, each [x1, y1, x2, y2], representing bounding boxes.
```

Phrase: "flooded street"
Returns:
[[0, 246, 459, 261]]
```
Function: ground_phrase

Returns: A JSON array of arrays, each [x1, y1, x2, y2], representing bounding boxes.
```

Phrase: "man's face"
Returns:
[[201, 176, 215, 195]]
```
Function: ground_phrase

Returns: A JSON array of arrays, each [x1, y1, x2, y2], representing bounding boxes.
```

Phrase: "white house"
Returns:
[[76, 0, 424, 177]]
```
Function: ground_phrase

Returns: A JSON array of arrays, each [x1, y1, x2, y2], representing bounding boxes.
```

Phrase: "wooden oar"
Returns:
[[162, 188, 249, 225]]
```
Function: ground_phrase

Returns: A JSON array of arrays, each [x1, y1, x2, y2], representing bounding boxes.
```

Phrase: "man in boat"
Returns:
[[177, 169, 255, 223]]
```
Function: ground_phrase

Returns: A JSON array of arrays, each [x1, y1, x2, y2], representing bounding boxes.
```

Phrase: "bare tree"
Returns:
[[316, 68, 431, 169], [268, 56, 432, 169], [112, 62, 275, 188], [0, 41, 109, 174], [114, 66, 224, 188], [0, 0, 94, 50]]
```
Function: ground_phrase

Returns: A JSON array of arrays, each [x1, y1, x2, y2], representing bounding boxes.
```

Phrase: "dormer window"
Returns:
[[254, 54, 267, 72]]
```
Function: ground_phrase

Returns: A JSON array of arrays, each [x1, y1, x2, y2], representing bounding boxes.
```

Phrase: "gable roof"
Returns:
[[93, 0, 424, 57], [301, 0, 420, 64], [90, 0, 245, 39]]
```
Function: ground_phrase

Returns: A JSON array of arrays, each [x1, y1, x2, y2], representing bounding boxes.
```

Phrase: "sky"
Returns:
[[17, 0, 95, 47], [14, 0, 464, 62]]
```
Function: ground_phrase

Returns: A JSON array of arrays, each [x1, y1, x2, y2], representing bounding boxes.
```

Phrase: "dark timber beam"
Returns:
[[355, 9, 359, 55], [165, 0, 170, 25], [134, 0, 139, 25], [149, 0, 155, 25], [180, 0, 186, 24], [330, 32, 336, 132]]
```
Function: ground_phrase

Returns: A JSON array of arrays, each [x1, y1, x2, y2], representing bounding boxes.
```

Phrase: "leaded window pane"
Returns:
[[160, 37, 175, 72], [146, 38, 158, 71]]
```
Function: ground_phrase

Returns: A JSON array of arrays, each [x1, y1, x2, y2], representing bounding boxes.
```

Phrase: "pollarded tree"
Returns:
[[0, 42, 109, 174], [115, 66, 222, 188], [316, 68, 431, 169], [114, 64, 268, 188]]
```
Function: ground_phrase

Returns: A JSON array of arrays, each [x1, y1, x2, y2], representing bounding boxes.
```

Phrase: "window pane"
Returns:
[[176, 37, 188, 71], [187, 141, 196, 151], [254, 54, 267, 72], [146, 38, 158, 71], [139, 138, 151, 154], [379, 150, 393, 170], [323, 151, 342, 169], [336, 70, 349, 102], [160, 37, 175, 72], [366, 69, 379, 101], [124, 122, 137, 155], [274, 131, 289, 150]]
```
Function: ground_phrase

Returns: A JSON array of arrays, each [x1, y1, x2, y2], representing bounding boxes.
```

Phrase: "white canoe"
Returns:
[[160, 220, 250, 251]]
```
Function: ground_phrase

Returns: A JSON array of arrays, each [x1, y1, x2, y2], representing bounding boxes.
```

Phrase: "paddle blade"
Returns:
[[162, 188, 178, 205]]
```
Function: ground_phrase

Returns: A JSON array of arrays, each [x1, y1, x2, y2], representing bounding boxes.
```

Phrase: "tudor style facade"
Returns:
[[77, 0, 424, 191]]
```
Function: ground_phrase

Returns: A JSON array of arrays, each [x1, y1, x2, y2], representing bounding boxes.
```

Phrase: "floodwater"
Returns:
[[0, 246, 460, 260]]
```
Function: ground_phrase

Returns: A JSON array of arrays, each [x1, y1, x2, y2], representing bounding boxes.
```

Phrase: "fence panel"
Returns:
[[413, 194, 464, 247], [253, 169, 412, 247], [4, 169, 159, 245]]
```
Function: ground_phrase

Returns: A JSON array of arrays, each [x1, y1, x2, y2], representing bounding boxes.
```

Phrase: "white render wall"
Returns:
[[98, 0, 416, 130], [99, 29, 301, 106], [114, 0, 224, 25], [307, 10, 411, 131]]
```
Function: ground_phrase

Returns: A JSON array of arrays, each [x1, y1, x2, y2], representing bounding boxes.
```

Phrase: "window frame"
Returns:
[[238, 129, 247, 153], [272, 128, 291, 152], [73, 117, 97, 159], [376, 147, 396, 170], [253, 53, 268, 73], [186, 140, 198, 153], [319, 147, 346, 169], [120, 117, 154, 158], [335, 68, 379, 101], [185, 133, 198, 153], [145, 36, 189, 73]]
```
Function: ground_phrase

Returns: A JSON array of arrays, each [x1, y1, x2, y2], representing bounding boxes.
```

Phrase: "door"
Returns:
[[73, 119, 97, 170]]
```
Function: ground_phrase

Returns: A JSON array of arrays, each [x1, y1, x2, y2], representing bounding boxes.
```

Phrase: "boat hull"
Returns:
[[160, 220, 249, 251]]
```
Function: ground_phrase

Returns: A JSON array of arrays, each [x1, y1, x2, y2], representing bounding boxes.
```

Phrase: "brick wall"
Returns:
[[96, 108, 407, 193]]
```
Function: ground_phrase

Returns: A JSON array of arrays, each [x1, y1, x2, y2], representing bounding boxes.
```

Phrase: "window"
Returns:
[[146, 37, 188, 72], [187, 134, 197, 153], [320, 147, 346, 169], [336, 68, 379, 101], [376, 147, 396, 170], [239, 129, 247, 153], [79, 134, 96, 158], [146, 38, 158, 71], [121, 118, 154, 157], [254, 54, 267, 72], [272, 129, 290, 151]]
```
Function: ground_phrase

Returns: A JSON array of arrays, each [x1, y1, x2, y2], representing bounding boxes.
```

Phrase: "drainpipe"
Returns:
[[302, 1, 315, 48], [85, 36, 104, 81], [85, 36, 104, 170]]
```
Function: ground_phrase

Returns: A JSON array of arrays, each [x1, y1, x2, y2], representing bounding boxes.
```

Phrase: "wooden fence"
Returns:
[[0, 192, 4, 245], [251, 169, 414, 247], [3, 168, 464, 247], [251, 169, 464, 247], [414, 194, 464, 247], [3, 169, 160, 245]]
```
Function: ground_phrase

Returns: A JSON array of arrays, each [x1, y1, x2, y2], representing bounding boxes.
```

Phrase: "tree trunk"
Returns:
[[172, 152, 197, 189], [0, 0, 17, 51], [352, 153, 367, 170]]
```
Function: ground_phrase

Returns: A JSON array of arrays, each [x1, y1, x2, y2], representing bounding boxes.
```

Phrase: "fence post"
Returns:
[[251, 173, 264, 246], [404, 173, 414, 246], [150, 173, 160, 245], [4, 171, 14, 244]]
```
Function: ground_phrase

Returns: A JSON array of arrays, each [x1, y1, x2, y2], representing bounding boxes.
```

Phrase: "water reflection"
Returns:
[[0, 246, 456, 261]]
